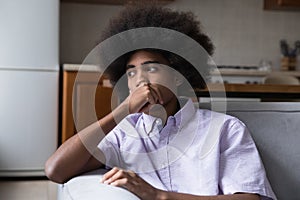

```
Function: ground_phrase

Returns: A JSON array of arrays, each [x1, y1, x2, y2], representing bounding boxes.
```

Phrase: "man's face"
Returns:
[[126, 50, 179, 104]]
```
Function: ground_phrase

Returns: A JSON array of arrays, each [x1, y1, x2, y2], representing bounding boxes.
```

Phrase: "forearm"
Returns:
[[45, 135, 100, 183], [45, 103, 129, 183], [156, 191, 260, 200], [45, 121, 105, 183]]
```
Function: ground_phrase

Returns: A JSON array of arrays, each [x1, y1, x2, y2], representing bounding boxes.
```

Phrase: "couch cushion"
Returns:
[[200, 102, 300, 200], [59, 169, 140, 200]]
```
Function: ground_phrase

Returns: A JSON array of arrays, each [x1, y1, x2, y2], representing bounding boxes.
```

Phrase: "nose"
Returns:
[[135, 70, 149, 88]]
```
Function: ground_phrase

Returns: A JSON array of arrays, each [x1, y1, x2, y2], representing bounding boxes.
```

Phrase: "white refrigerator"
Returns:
[[0, 0, 59, 176]]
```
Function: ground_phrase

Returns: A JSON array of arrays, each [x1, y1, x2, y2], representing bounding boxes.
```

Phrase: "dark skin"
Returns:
[[45, 50, 260, 200], [100, 50, 260, 200]]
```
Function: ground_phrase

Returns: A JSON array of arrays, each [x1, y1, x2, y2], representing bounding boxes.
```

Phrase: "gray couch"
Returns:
[[202, 102, 300, 200], [59, 102, 300, 200]]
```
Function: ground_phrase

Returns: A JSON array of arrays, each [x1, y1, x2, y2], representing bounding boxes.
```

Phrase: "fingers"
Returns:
[[136, 83, 155, 105], [106, 168, 126, 184], [128, 83, 164, 113], [100, 167, 159, 199], [149, 85, 164, 105], [100, 167, 118, 183], [101, 167, 137, 187], [138, 83, 163, 105], [146, 87, 157, 105], [110, 178, 129, 187]]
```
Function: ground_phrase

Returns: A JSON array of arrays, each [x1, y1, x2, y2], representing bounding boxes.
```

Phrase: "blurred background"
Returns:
[[1, 0, 300, 199]]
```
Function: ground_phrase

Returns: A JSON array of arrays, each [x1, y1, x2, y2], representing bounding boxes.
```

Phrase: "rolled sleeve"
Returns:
[[219, 119, 276, 200], [97, 132, 122, 169]]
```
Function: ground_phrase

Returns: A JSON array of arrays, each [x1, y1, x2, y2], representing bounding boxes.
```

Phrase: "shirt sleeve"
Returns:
[[219, 118, 277, 200], [97, 131, 122, 169]]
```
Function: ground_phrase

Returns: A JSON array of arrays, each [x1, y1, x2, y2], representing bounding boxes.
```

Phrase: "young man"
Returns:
[[45, 4, 276, 200], [97, 49, 275, 200]]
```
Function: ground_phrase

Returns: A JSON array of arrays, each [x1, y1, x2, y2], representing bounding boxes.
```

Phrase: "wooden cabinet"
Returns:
[[62, 65, 117, 143], [264, 0, 300, 11]]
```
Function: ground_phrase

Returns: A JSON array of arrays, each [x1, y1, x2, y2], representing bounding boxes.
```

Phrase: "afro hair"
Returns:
[[99, 3, 214, 95]]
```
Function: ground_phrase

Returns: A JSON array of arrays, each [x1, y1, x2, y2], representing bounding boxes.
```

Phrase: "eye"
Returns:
[[146, 65, 158, 73], [126, 70, 136, 78]]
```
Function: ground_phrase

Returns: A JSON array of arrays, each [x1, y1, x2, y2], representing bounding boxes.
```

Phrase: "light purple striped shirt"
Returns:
[[98, 98, 276, 199]]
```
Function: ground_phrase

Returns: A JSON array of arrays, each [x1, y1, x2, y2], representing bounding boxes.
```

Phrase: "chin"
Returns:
[[141, 104, 167, 118], [139, 103, 151, 114]]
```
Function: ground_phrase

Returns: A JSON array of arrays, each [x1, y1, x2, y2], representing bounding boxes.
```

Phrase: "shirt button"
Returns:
[[155, 118, 162, 125]]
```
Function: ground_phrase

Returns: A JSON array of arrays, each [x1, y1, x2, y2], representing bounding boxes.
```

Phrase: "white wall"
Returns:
[[60, 0, 300, 70], [0, 0, 59, 70]]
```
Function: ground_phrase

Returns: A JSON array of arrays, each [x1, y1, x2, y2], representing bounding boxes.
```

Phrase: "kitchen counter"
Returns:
[[211, 69, 300, 77], [196, 83, 300, 99], [63, 63, 101, 72], [210, 68, 300, 85], [63, 64, 300, 99]]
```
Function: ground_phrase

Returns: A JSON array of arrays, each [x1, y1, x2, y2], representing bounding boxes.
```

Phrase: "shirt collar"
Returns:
[[174, 98, 197, 130], [141, 113, 163, 134], [139, 98, 197, 134]]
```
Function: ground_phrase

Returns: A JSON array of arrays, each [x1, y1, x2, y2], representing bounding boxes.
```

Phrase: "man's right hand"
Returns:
[[125, 83, 164, 114]]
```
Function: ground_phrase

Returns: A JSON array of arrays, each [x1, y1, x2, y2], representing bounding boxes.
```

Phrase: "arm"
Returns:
[[101, 167, 260, 200], [44, 102, 128, 183], [45, 84, 162, 183]]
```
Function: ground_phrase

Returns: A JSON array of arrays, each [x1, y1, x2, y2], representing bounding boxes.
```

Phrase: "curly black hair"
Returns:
[[99, 3, 214, 96]]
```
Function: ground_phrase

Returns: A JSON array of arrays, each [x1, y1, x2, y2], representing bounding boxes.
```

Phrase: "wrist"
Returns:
[[112, 100, 130, 121], [155, 190, 168, 200]]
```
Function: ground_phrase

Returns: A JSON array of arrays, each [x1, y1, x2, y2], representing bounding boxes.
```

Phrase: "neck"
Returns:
[[165, 96, 179, 117], [148, 96, 179, 125]]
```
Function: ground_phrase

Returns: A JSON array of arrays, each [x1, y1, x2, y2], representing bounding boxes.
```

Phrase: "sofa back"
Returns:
[[200, 102, 300, 200]]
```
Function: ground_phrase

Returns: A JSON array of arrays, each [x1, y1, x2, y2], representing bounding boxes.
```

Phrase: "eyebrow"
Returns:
[[126, 61, 161, 70]]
